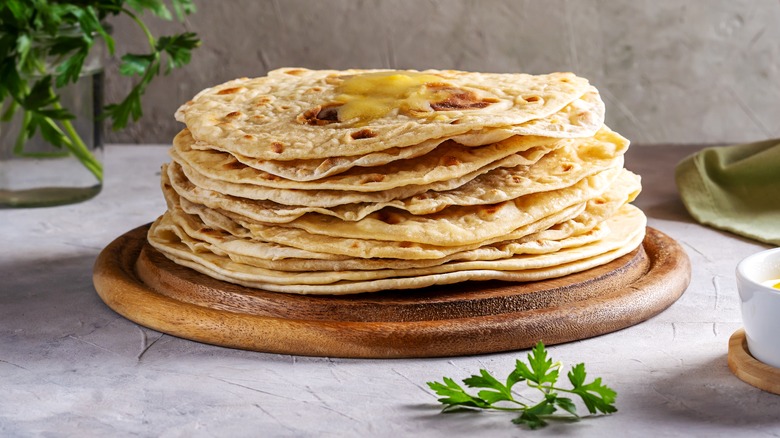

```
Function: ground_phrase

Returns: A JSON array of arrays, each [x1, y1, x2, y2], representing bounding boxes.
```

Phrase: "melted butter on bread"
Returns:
[[335, 71, 497, 123]]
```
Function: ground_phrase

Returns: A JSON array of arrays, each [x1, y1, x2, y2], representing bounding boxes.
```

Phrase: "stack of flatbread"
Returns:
[[148, 68, 645, 295]]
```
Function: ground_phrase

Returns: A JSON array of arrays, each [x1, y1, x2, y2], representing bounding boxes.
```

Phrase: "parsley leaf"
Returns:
[[119, 53, 156, 76], [427, 341, 617, 430], [514, 340, 559, 387], [126, 0, 173, 20], [512, 399, 557, 429], [104, 86, 144, 129], [463, 369, 514, 404], [157, 32, 200, 72], [427, 377, 490, 411], [171, 0, 196, 21], [568, 363, 618, 414]]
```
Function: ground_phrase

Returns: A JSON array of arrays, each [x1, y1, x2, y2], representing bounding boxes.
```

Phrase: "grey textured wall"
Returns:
[[105, 0, 780, 145]]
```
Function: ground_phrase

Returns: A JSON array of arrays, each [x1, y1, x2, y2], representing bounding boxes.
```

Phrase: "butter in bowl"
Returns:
[[760, 279, 780, 290]]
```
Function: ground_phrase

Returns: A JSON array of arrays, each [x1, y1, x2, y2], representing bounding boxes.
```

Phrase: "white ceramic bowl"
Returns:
[[736, 247, 780, 368]]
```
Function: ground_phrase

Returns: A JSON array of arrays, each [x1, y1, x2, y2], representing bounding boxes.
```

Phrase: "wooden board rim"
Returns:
[[93, 225, 691, 358]]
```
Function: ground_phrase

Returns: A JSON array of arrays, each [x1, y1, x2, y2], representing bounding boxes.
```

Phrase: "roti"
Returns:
[[185, 87, 605, 181], [147, 205, 646, 294], [166, 127, 628, 223], [159, 168, 640, 260], [171, 128, 564, 192], [175, 68, 600, 160]]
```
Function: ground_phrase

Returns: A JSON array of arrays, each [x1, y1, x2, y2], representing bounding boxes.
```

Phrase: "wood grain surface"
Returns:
[[93, 225, 691, 358], [728, 329, 780, 395]]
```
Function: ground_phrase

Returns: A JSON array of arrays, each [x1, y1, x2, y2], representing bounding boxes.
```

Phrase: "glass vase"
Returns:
[[0, 33, 104, 208]]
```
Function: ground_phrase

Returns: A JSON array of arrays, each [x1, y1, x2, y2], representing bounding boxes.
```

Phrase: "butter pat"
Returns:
[[335, 71, 447, 123]]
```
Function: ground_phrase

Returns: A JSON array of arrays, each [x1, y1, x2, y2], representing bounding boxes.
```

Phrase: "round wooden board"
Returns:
[[93, 225, 690, 358], [728, 329, 780, 395]]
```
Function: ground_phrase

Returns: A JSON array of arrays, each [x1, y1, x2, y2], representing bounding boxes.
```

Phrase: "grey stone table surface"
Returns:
[[2, 144, 779, 437]]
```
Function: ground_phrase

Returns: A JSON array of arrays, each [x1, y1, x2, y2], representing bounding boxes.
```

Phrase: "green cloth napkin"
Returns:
[[675, 139, 780, 246]]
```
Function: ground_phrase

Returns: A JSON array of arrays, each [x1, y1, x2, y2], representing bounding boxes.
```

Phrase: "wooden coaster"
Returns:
[[728, 329, 780, 395], [93, 225, 691, 358]]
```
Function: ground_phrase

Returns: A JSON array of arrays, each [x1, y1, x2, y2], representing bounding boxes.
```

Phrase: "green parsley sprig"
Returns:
[[0, 0, 201, 182], [427, 342, 617, 430]]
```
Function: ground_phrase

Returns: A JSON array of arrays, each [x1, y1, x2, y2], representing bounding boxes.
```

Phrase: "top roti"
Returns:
[[176, 68, 595, 160]]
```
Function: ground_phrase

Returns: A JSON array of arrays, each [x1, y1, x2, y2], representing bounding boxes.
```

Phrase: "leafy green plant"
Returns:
[[427, 342, 617, 430], [0, 0, 201, 181]]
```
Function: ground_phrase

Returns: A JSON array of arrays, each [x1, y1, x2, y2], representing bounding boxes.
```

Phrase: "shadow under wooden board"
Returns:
[[93, 225, 691, 358]]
